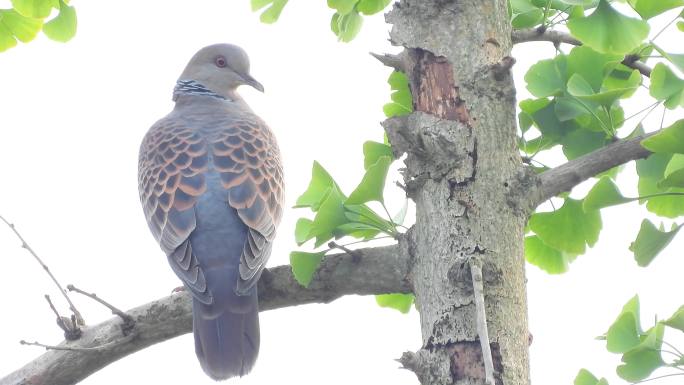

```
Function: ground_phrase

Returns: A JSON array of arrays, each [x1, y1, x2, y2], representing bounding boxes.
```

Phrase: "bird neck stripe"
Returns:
[[173, 80, 231, 101]]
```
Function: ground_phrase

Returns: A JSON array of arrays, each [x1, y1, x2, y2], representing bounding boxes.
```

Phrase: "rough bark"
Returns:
[[384, 1, 529, 384], [1, 245, 410, 385], [531, 134, 654, 207]]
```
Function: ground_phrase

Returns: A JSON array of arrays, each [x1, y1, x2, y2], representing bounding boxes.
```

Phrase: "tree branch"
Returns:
[[533, 134, 653, 206], [511, 28, 652, 77], [1, 244, 410, 385]]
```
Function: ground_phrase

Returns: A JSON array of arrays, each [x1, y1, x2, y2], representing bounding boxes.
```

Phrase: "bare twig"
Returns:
[[511, 28, 653, 77], [0, 215, 85, 326], [67, 284, 135, 334], [469, 258, 495, 385], [45, 295, 81, 341], [2, 244, 410, 385], [20, 334, 136, 352]]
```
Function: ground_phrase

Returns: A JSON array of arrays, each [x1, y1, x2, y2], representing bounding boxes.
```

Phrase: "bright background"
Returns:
[[0, 1, 682, 384]]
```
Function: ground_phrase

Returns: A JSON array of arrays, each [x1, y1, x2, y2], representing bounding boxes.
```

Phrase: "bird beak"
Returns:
[[242, 74, 264, 93]]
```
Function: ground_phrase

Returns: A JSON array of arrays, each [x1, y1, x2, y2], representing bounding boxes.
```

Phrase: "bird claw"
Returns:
[[171, 286, 186, 294]]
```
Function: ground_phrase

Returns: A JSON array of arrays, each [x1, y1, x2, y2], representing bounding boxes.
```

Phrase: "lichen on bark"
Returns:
[[384, 1, 530, 384]]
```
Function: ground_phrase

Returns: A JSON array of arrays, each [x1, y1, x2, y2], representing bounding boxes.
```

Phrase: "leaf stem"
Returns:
[[631, 372, 684, 384], [650, 12, 682, 44]]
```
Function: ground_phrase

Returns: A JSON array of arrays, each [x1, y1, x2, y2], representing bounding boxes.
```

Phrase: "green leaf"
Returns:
[[556, 0, 597, 5], [290, 251, 326, 287], [629, 219, 682, 267], [388, 70, 409, 89], [524, 55, 567, 98], [334, 10, 363, 42], [649, 63, 684, 109], [567, 46, 622, 93], [567, 74, 634, 107], [356, 0, 391, 15], [251, 0, 289, 23], [0, 21, 18, 52], [529, 198, 602, 254], [334, 222, 380, 239], [561, 128, 610, 160], [42, 1, 75, 42], [309, 185, 348, 247], [616, 323, 665, 382], [294, 218, 314, 246], [346, 156, 392, 204], [627, 0, 684, 20], [641, 119, 684, 154], [555, 97, 587, 122], [295, 161, 340, 210], [510, 0, 544, 29], [330, 12, 340, 35], [525, 235, 577, 274], [519, 98, 550, 131], [363, 141, 393, 169], [602, 66, 641, 99], [0, 9, 42, 43], [384, 71, 413, 117], [328, 0, 359, 15], [574, 369, 609, 385], [525, 99, 578, 140], [663, 305, 684, 331], [653, 45, 684, 73], [636, 152, 684, 218], [383, 102, 411, 117], [375, 293, 414, 313], [344, 204, 394, 232], [567, 0, 649, 55], [659, 173, 684, 189], [606, 295, 642, 353], [583, 177, 632, 211], [10, 0, 56, 18]]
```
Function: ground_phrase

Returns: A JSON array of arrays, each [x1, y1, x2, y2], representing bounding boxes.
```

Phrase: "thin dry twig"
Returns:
[[20, 333, 137, 352], [44, 295, 81, 340], [0, 215, 85, 326], [67, 284, 135, 334]]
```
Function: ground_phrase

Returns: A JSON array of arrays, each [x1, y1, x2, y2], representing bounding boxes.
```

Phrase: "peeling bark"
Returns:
[[385, 1, 529, 384]]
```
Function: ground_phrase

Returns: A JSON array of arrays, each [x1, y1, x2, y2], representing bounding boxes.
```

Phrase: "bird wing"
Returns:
[[138, 117, 211, 303], [211, 115, 284, 294], [139, 112, 284, 300]]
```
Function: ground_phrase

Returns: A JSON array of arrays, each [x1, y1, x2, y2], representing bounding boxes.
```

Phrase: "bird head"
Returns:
[[178, 43, 264, 98]]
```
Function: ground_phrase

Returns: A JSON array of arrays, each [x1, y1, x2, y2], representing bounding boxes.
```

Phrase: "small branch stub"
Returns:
[[67, 284, 135, 335], [44, 295, 81, 341]]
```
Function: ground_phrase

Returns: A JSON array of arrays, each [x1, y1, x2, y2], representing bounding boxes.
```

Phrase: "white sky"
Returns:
[[0, 1, 683, 384]]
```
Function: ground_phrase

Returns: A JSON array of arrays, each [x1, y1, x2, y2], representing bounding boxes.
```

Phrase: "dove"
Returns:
[[138, 43, 284, 380]]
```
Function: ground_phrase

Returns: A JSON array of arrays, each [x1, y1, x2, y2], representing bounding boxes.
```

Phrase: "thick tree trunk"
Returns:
[[384, 1, 530, 384]]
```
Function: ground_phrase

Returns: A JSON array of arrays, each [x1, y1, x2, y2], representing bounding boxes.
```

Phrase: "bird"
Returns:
[[138, 43, 284, 380]]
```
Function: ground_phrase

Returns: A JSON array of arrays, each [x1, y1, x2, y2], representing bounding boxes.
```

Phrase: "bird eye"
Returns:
[[215, 56, 227, 68]]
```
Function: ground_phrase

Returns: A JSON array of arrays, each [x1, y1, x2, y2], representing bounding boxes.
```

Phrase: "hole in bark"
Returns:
[[449, 341, 503, 384]]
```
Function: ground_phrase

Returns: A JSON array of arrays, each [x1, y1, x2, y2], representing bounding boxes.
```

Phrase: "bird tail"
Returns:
[[192, 290, 260, 380]]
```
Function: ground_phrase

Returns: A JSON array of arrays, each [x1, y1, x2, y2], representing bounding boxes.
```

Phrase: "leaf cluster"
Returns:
[[0, 0, 77, 52]]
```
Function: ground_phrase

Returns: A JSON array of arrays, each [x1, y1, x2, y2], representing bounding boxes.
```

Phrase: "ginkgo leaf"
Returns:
[[567, 0, 649, 55]]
